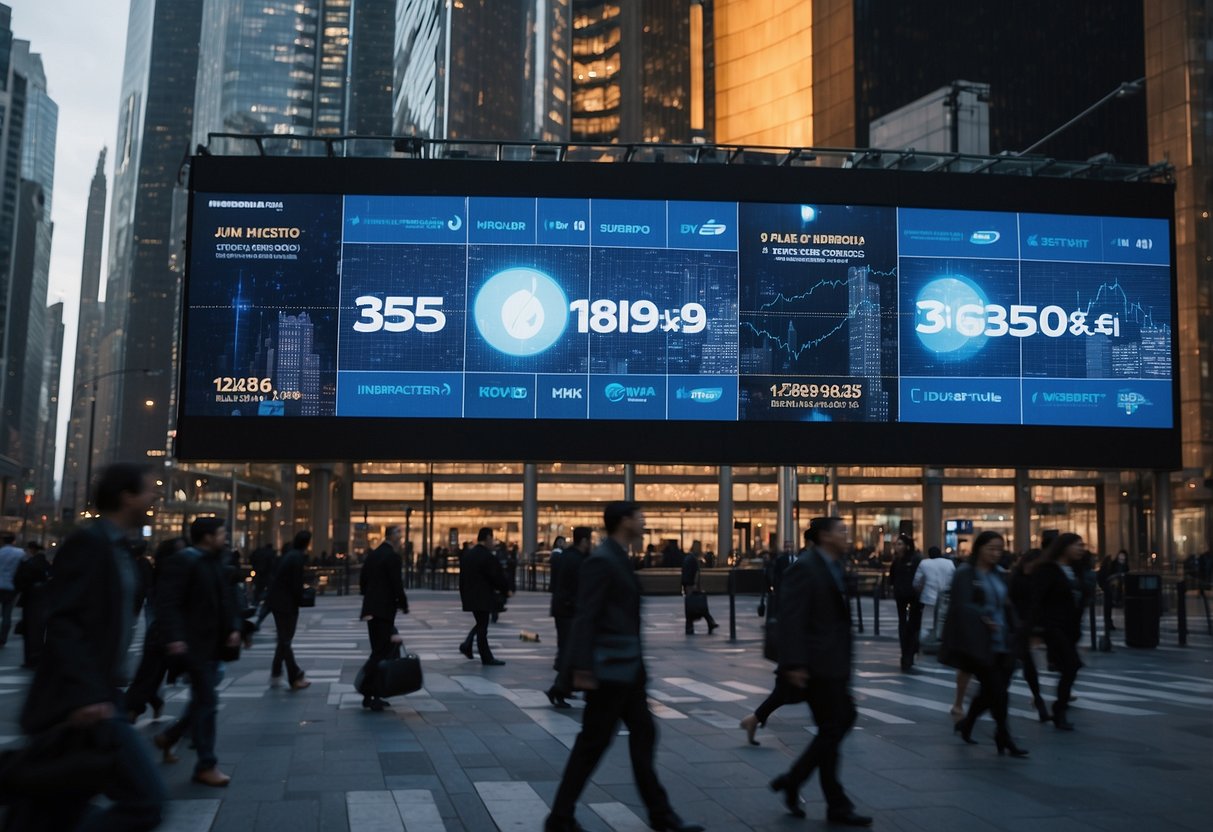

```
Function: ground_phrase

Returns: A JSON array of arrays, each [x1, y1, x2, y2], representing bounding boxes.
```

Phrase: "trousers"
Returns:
[[785, 678, 856, 811], [462, 611, 494, 662], [360, 617, 397, 697], [271, 608, 303, 683], [960, 653, 1014, 737], [549, 680, 673, 823], [895, 596, 922, 666], [755, 675, 804, 725], [162, 658, 219, 773]]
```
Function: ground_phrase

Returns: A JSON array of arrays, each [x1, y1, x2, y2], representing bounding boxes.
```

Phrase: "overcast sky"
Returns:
[[11, 0, 128, 493]]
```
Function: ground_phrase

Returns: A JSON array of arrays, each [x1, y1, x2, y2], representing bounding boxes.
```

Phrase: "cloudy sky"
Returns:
[[12, 0, 128, 491]]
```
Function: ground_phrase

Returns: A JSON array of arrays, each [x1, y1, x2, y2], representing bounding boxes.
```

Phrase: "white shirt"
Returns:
[[913, 556, 956, 606]]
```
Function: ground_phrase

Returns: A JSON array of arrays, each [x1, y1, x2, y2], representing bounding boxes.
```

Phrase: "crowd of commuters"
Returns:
[[0, 463, 1159, 830]]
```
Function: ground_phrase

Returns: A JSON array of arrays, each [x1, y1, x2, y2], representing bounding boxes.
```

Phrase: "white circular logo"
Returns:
[[501, 284, 545, 340]]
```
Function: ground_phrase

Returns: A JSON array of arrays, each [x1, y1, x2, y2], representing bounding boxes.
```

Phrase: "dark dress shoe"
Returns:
[[543, 816, 584, 832], [546, 688, 571, 709], [482, 658, 506, 666], [459, 642, 473, 660], [649, 813, 704, 832], [362, 697, 388, 712], [827, 809, 873, 827], [770, 775, 806, 818]]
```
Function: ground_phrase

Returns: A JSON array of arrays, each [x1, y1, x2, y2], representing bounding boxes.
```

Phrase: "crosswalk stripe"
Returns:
[[721, 680, 771, 695], [395, 790, 447, 832], [853, 686, 955, 714], [687, 708, 740, 729], [160, 799, 221, 832], [856, 706, 915, 725], [475, 781, 550, 831], [661, 677, 747, 702], [522, 707, 580, 748], [590, 801, 650, 830], [647, 699, 689, 720], [647, 689, 701, 704]]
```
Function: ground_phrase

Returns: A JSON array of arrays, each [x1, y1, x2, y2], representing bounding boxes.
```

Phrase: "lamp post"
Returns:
[[1017, 77, 1145, 156], [83, 367, 163, 511]]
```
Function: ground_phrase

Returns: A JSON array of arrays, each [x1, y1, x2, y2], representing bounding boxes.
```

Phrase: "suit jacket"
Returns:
[[550, 547, 585, 620], [250, 545, 277, 591], [776, 547, 852, 681], [888, 554, 922, 601], [939, 565, 1018, 671], [1030, 561, 1083, 642], [548, 548, 566, 617], [459, 544, 509, 612], [267, 548, 306, 613], [21, 521, 132, 734], [567, 538, 643, 679], [680, 554, 701, 588], [361, 542, 408, 619], [156, 546, 240, 660]]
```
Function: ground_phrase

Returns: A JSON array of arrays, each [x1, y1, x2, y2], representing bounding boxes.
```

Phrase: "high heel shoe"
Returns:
[[769, 775, 806, 818], [953, 721, 978, 745], [740, 714, 760, 746], [1033, 698, 1050, 723], [996, 734, 1029, 758]]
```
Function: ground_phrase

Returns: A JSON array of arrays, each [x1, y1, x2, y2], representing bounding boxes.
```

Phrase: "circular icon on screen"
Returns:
[[914, 275, 989, 360], [605, 383, 626, 403], [474, 267, 568, 357]]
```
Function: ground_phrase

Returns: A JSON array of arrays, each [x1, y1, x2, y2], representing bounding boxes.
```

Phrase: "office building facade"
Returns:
[[347, 0, 395, 136], [33, 301, 62, 514]]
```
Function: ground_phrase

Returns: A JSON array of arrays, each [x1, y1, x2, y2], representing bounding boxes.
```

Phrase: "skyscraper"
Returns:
[[0, 4, 25, 379], [34, 301, 63, 512], [193, 0, 353, 149], [393, 0, 571, 141], [98, 0, 204, 465], [847, 266, 887, 422], [570, 0, 713, 143], [347, 0, 395, 135], [62, 150, 107, 516]]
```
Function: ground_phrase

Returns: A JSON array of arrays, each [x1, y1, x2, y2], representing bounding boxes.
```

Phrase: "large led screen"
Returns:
[[178, 157, 1177, 467]]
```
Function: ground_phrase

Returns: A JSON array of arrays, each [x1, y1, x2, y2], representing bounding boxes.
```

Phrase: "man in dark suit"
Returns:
[[546, 502, 704, 832], [769, 517, 871, 827], [10, 463, 165, 830], [359, 524, 409, 711], [459, 527, 511, 665], [266, 530, 312, 690], [547, 526, 592, 708], [250, 542, 277, 626], [152, 517, 242, 786], [681, 548, 718, 635]]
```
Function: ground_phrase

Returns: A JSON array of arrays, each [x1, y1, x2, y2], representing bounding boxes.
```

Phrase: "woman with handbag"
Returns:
[[941, 531, 1028, 758], [1031, 532, 1087, 731]]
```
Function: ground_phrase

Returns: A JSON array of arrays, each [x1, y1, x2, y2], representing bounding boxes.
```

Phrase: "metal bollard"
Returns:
[[872, 579, 881, 637], [1177, 580, 1188, 647], [728, 569, 737, 642]]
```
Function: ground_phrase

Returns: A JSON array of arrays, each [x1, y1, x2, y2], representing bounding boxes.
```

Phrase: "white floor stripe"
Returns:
[[590, 801, 650, 831], [475, 781, 550, 831], [687, 709, 740, 729], [661, 677, 746, 701], [721, 680, 771, 695], [647, 689, 701, 704], [160, 799, 221, 832], [522, 708, 581, 748], [394, 789, 447, 832], [646, 699, 688, 720], [853, 686, 955, 714], [856, 706, 915, 725]]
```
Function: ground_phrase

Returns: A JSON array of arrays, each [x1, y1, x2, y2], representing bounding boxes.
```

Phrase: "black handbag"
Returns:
[[685, 591, 709, 620], [0, 720, 120, 803], [299, 585, 317, 608], [591, 633, 643, 685], [356, 646, 423, 698], [763, 615, 779, 662]]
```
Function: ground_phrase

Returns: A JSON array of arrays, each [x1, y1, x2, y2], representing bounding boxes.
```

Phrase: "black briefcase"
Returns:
[[376, 654, 424, 697], [763, 615, 779, 662], [685, 590, 709, 620], [299, 586, 317, 608]]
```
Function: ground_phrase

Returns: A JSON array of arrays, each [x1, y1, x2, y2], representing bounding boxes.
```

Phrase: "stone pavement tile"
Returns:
[[866, 806, 1002, 832], [383, 775, 443, 792], [254, 798, 320, 832], [212, 776, 287, 803], [381, 751, 437, 775], [287, 773, 385, 793], [450, 790, 496, 832], [211, 799, 259, 832], [161, 798, 222, 832], [319, 790, 351, 831]]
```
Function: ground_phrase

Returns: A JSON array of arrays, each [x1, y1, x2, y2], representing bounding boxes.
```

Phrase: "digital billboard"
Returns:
[[178, 156, 1177, 467]]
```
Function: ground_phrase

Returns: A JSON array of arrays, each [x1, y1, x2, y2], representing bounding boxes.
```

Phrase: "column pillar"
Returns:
[[922, 467, 944, 554], [718, 465, 733, 564], [310, 464, 333, 560], [1154, 470, 1173, 570], [777, 466, 796, 549], [1014, 468, 1031, 554], [523, 463, 538, 560], [332, 462, 353, 555], [624, 463, 636, 502]]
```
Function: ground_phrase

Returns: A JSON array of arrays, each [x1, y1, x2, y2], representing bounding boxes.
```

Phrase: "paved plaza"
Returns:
[[1, 591, 1210, 832]]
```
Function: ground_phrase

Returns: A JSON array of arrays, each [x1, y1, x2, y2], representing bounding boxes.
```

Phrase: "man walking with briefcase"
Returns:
[[682, 546, 717, 635], [359, 524, 410, 711], [546, 501, 705, 832]]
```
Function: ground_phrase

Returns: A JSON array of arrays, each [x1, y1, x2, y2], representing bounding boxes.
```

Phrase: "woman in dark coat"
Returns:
[[941, 531, 1027, 757], [1008, 549, 1049, 721], [1031, 532, 1087, 731]]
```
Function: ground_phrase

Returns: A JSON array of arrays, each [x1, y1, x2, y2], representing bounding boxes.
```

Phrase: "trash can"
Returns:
[[1123, 573, 1162, 648]]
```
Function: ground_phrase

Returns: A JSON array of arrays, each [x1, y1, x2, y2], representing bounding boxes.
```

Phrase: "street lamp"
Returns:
[[83, 367, 163, 510], [1017, 77, 1145, 156]]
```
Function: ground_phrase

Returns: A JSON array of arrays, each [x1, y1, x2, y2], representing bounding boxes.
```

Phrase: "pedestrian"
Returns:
[[547, 526, 591, 709], [915, 545, 963, 717], [942, 531, 1028, 757], [152, 518, 242, 786], [767, 517, 871, 826], [459, 527, 511, 665], [545, 501, 704, 832], [358, 524, 409, 711], [739, 530, 808, 746], [887, 533, 922, 672], [1008, 549, 1050, 722], [1032, 532, 1087, 731], [266, 530, 312, 691], [0, 531, 24, 647], [125, 536, 188, 722], [13, 542, 51, 668], [8, 463, 165, 830], [681, 546, 718, 635], [250, 541, 277, 627]]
